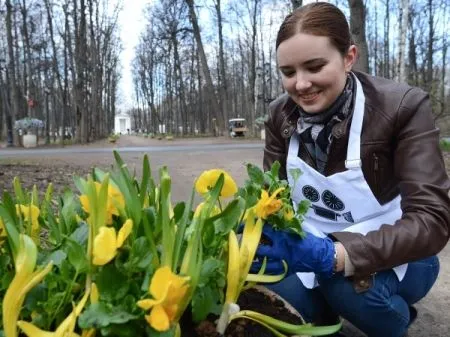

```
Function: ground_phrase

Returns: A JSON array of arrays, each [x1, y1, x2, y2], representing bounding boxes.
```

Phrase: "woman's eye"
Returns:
[[281, 70, 295, 77], [308, 65, 324, 73]]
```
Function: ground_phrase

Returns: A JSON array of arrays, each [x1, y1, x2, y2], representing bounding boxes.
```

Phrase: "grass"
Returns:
[[440, 139, 450, 152]]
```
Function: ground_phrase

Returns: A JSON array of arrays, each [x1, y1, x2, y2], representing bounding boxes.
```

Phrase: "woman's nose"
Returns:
[[295, 73, 312, 91]]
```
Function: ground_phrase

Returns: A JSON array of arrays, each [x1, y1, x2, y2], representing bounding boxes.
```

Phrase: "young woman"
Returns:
[[254, 2, 450, 336]]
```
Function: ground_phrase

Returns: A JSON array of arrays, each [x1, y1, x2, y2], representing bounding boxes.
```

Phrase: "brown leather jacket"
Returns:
[[264, 71, 450, 279]]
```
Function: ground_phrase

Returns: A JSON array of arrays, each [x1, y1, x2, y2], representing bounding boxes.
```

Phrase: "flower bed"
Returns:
[[0, 151, 341, 337]]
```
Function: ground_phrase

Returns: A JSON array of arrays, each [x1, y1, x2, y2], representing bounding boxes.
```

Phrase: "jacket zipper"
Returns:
[[373, 153, 379, 194]]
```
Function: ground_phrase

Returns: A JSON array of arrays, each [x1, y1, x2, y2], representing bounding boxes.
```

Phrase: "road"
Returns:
[[0, 143, 263, 157]]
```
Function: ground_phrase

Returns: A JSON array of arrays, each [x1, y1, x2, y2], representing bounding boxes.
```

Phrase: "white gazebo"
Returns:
[[114, 113, 131, 134]]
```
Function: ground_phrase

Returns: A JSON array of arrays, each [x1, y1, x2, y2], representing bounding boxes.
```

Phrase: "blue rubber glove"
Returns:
[[251, 224, 336, 278]]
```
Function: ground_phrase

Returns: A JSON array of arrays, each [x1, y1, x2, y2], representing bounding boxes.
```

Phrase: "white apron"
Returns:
[[287, 74, 408, 289]]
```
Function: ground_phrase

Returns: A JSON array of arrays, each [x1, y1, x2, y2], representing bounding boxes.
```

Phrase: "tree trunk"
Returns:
[[426, 0, 434, 93], [407, 9, 418, 85], [397, 0, 409, 83], [384, 0, 390, 78], [214, 0, 229, 130], [184, 0, 223, 133], [291, 0, 302, 9], [348, 0, 369, 73], [5, 0, 19, 145]]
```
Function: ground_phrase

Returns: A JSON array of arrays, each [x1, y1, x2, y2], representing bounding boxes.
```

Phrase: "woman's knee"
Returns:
[[398, 255, 440, 305], [319, 273, 410, 337]]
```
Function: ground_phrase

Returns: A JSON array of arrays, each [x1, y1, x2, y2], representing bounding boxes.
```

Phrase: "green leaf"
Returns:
[[192, 286, 220, 322], [43, 250, 67, 268], [100, 322, 145, 337], [146, 326, 178, 337], [13, 177, 27, 204], [64, 238, 88, 273], [96, 264, 130, 301], [191, 258, 225, 321], [0, 199, 20, 259], [297, 199, 310, 215], [139, 154, 151, 206], [212, 197, 246, 235], [78, 303, 138, 329], [69, 222, 89, 245], [270, 161, 281, 179], [124, 237, 153, 271], [247, 163, 265, 185]]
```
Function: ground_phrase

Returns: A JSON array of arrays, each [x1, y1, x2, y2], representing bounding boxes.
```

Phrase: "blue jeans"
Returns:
[[265, 256, 440, 337]]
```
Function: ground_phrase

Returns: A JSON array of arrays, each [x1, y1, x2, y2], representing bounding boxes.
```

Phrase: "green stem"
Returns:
[[230, 310, 342, 336], [47, 271, 79, 329]]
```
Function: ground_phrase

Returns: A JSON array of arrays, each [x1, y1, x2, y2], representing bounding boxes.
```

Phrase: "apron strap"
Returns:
[[345, 73, 365, 170], [288, 130, 300, 158]]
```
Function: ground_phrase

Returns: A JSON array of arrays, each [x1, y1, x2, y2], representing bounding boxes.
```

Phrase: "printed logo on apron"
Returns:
[[301, 185, 354, 223], [287, 73, 408, 289]]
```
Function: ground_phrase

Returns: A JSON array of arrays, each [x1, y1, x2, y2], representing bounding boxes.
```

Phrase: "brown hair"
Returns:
[[276, 2, 352, 56]]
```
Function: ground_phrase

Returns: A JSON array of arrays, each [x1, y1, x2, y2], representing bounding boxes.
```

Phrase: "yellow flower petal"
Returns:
[[149, 267, 175, 299], [254, 189, 284, 219], [0, 217, 6, 238], [17, 321, 54, 337], [195, 169, 237, 198], [284, 206, 294, 221], [137, 298, 164, 310], [93, 227, 117, 265], [90, 283, 99, 304], [79, 182, 125, 225], [16, 204, 40, 234], [79, 195, 90, 214], [149, 267, 189, 302], [147, 305, 170, 332], [117, 219, 133, 248]]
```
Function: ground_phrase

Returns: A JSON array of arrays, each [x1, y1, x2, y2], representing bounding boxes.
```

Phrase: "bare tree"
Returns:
[[348, 0, 369, 73], [5, 0, 19, 145], [291, 0, 302, 9], [185, 0, 222, 133], [396, 0, 409, 82]]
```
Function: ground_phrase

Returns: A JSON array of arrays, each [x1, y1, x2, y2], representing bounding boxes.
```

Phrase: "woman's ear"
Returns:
[[344, 45, 358, 72]]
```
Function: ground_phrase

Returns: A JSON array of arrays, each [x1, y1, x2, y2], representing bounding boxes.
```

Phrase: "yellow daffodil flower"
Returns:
[[15, 204, 40, 241], [254, 188, 285, 219], [3, 234, 53, 337], [195, 169, 238, 198], [193, 202, 221, 218], [79, 182, 125, 225], [137, 266, 190, 332], [17, 288, 90, 337], [92, 219, 133, 265]]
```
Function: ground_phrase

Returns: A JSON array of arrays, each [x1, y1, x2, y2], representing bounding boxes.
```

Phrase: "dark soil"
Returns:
[[181, 287, 303, 337]]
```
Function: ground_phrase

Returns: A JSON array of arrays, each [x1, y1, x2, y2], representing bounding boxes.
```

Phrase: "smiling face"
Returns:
[[277, 33, 356, 114]]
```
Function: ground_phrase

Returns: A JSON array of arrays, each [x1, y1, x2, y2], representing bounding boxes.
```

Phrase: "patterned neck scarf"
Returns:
[[296, 74, 355, 173]]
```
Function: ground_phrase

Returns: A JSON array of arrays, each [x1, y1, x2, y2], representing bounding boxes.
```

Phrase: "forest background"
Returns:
[[0, 0, 448, 145]]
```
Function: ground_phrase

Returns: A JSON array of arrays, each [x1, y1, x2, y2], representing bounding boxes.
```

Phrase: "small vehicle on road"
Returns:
[[228, 118, 248, 137]]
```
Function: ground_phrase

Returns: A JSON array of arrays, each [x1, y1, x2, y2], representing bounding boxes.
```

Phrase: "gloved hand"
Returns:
[[251, 224, 336, 278]]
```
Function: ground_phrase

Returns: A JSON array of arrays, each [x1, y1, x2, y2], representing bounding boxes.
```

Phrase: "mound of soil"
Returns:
[[181, 287, 304, 337]]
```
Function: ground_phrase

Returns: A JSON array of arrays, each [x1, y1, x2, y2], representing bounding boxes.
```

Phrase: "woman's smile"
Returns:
[[298, 91, 321, 103]]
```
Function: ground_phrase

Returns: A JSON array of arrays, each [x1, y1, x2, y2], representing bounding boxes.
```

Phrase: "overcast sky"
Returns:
[[115, 0, 323, 112], [116, 0, 152, 111]]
